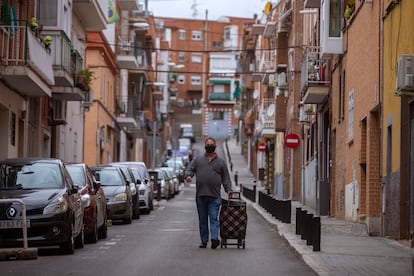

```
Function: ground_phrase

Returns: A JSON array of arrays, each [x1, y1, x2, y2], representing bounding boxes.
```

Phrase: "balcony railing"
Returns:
[[300, 46, 331, 104], [208, 92, 232, 102], [43, 30, 78, 87], [0, 23, 54, 97]]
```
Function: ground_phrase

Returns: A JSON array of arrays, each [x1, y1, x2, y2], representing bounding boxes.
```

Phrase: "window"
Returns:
[[191, 76, 201, 85], [179, 29, 186, 40], [348, 89, 354, 142], [178, 75, 185, 84], [191, 54, 202, 63], [37, 0, 58, 26], [212, 112, 224, 120], [178, 52, 185, 62], [224, 27, 231, 41], [212, 41, 222, 48], [329, 0, 342, 37], [192, 31, 202, 40]]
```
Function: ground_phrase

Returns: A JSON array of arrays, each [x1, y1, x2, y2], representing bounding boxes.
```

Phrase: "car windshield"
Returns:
[[0, 163, 63, 190], [92, 169, 123, 186], [66, 166, 86, 187], [130, 168, 143, 182]]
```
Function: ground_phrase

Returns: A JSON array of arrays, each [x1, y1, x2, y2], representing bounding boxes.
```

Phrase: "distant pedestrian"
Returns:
[[185, 137, 233, 249], [234, 171, 238, 186]]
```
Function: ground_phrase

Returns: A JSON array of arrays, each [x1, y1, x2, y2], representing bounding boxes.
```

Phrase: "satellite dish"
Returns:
[[267, 104, 275, 116], [253, 90, 259, 99]]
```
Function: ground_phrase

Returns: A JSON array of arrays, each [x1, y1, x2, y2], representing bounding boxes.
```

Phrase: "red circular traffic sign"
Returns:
[[258, 142, 266, 152], [285, 133, 300, 148]]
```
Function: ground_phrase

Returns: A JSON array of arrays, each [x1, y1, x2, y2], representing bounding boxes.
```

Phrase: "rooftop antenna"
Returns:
[[191, 0, 198, 18]]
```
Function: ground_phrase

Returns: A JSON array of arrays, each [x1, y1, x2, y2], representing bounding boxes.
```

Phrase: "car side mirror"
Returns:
[[71, 185, 79, 194], [95, 181, 101, 190]]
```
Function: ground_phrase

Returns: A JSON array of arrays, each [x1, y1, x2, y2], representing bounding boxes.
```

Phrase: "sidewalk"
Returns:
[[223, 138, 414, 276]]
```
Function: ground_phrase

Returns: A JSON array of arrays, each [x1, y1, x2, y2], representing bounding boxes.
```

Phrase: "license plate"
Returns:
[[0, 220, 31, 229]]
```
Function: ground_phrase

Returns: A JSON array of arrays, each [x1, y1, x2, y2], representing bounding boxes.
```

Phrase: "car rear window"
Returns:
[[92, 168, 123, 186]]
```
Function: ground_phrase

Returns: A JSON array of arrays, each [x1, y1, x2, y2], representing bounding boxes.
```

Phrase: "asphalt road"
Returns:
[[0, 141, 315, 276]]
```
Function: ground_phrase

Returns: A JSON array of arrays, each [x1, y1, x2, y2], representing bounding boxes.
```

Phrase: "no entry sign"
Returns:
[[258, 142, 266, 152], [285, 133, 300, 148]]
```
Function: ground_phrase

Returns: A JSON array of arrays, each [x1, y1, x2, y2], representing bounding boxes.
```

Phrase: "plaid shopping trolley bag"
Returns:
[[219, 192, 247, 249]]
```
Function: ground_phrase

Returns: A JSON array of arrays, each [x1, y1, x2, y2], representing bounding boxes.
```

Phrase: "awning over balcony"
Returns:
[[209, 79, 231, 85]]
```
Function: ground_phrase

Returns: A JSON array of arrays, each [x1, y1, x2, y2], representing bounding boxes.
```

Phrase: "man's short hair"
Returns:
[[204, 137, 216, 145]]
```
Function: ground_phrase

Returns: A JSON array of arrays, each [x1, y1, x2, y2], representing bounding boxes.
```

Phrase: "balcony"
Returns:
[[0, 24, 54, 97], [251, 24, 265, 36], [45, 31, 77, 87], [118, 0, 139, 10], [208, 92, 232, 104], [301, 47, 331, 104], [116, 40, 139, 70], [73, 0, 107, 31], [263, 22, 277, 38], [115, 95, 139, 131]]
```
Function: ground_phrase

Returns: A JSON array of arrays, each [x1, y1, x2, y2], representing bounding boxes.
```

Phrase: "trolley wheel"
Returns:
[[243, 240, 245, 249], [237, 239, 241, 249]]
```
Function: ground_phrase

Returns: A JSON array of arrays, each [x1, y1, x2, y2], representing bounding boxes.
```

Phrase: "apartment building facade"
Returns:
[[153, 15, 254, 140], [238, 0, 413, 245], [0, 0, 107, 162]]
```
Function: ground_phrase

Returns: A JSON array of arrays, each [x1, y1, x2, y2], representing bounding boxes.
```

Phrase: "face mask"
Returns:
[[205, 145, 216, 153]]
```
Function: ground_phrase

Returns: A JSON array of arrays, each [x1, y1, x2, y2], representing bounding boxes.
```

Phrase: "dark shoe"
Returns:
[[199, 243, 207, 248], [211, 239, 220, 249]]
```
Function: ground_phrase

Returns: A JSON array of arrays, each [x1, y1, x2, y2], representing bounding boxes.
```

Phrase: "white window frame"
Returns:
[[191, 54, 202, 63], [191, 75, 201, 85], [178, 52, 185, 62], [192, 31, 202, 41], [179, 29, 186, 40], [178, 75, 185, 84]]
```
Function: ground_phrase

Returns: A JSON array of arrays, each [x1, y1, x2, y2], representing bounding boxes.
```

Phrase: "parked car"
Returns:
[[0, 158, 89, 254], [163, 167, 180, 195], [66, 163, 108, 243], [148, 168, 172, 200], [129, 167, 153, 214], [110, 162, 154, 211], [159, 167, 176, 198], [109, 164, 140, 219], [180, 126, 195, 143], [90, 165, 133, 224]]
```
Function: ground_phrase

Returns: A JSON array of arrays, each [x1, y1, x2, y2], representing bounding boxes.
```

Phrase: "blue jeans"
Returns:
[[196, 196, 221, 244]]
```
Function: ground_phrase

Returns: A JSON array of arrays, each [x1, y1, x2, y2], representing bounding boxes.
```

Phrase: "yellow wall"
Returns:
[[382, 1, 414, 174]]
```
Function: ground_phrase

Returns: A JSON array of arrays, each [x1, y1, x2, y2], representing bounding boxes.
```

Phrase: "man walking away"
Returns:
[[185, 137, 233, 249]]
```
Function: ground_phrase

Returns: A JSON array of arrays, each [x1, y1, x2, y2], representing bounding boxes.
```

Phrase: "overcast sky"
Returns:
[[147, 0, 266, 20]]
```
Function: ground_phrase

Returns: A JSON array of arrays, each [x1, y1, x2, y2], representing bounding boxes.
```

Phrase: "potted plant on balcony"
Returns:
[[30, 17, 43, 37], [77, 69, 95, 91], [43, 35, 52, 53]]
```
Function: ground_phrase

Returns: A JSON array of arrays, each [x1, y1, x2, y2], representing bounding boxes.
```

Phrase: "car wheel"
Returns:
[[98, 216, 108, 239], [124, 205, 133, 224], [60, 223, 75, 255], [74, 223, 84, 249], [149, 193, 154, 210], [88, 214, 99, 244]]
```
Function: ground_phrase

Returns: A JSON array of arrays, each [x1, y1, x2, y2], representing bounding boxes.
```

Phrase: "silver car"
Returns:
[[148, 168, 173, 200]]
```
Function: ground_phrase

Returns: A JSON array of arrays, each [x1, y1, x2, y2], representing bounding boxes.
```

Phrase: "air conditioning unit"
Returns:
[[396, 55, 414, 95], [276, 72, 287, 87]]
